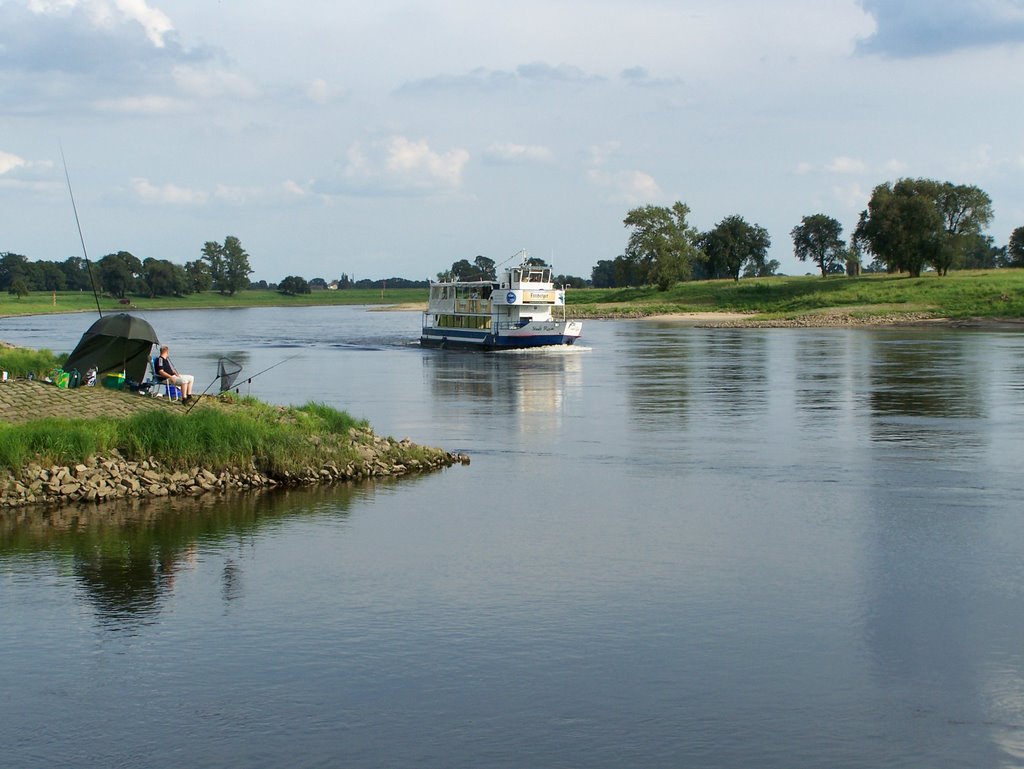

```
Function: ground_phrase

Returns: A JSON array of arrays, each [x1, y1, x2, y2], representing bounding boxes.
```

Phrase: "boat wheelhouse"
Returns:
[[421, 255, 583, 350]]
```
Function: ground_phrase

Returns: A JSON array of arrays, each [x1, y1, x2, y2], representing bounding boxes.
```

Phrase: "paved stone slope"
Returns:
[[0, 378, 183, 424]]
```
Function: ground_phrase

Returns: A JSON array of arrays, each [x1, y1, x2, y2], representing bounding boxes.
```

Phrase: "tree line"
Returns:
[[595, 178, 1023, 289], [1, 236, 254, 299], [0, 234, 432, 300], [5, 176, 1022, 300]]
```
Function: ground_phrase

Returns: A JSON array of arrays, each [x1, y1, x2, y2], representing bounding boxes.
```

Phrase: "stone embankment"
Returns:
[[0, 376, 469, 510], [0, 430, 470, 509]]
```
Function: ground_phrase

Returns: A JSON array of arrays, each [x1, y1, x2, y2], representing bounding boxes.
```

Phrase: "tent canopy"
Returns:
[[64, 313, 159, 383]]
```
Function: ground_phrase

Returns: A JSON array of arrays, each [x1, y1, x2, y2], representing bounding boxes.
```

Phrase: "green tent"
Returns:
[[64, 313, 159, 384]]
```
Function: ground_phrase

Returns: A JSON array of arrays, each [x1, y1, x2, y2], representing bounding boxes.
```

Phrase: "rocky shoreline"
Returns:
[[0, 428, 470, 510]]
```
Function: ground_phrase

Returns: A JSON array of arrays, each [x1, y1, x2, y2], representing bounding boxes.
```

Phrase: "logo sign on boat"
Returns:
[[506, 291, 517, 304]]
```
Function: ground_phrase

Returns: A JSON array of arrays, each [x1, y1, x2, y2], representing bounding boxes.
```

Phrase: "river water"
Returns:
[[2, 307, 1024, 768]]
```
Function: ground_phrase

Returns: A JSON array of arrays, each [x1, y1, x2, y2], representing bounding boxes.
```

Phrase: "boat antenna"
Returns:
[[60, 144, 103, 319], [495, 248, 528, 270]]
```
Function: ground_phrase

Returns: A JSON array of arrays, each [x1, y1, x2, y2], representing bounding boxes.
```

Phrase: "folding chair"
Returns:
[[149, 357, 181, 400]]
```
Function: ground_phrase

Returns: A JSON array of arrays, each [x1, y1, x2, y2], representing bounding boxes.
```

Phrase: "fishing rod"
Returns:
[[60, 144, 103, 319], [185, 353, 302, 414]]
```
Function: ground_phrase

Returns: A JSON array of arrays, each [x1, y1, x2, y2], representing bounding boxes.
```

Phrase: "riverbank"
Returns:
[[3, 270, 1022, 326], [0, 377, 468, 510]]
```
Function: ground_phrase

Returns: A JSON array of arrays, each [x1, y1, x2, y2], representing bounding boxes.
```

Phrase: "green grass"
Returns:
[[0, 398, 369, 476], [0, 347, 66, 378], [565, 270, 1024, 319], [0, 287, 426, 317], [4, 270, 1023, 323]]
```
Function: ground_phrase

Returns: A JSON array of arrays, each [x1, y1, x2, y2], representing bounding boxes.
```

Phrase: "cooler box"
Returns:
[[168, 385, 182, 399], [103, 372, 126, 390]]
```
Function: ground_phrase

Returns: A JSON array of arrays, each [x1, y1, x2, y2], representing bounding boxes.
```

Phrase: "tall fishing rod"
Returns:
[[60, 144, 103, 319], [185, 353, 302, 414]]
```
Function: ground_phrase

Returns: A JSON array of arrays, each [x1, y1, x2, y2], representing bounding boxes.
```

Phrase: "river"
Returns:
[[2, 307, 1023, 768]]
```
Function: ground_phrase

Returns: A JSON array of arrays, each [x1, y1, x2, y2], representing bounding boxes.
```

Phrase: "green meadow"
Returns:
[[2, 270, 1023, 322]]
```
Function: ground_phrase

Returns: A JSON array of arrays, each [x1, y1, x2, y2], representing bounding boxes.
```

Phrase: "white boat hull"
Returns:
[[420, 320, 582, 350]]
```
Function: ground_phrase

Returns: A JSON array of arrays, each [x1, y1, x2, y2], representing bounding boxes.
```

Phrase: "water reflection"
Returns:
[[619, 325, 771, 427], [422, 348, 582, 431], [865, 332, 989, 463], [0, 483, 400, 630]]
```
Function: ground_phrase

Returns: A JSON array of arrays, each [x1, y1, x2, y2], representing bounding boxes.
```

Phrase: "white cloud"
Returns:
[[483, 143, 553, 164], [586, 168, 662, 205], [587, 141, 621, 168], [283, 179, 311, 198], [883, 158, 908, 175], [0, 150, 28, 175], [329, 136, 470, 195], [113, 0, 173, 47], [131, 177, 208, 205], [825, 156, 869, 174], [213, 184, 260, 205], [831, 182, 869, 210], [28, 0, 174, 47]]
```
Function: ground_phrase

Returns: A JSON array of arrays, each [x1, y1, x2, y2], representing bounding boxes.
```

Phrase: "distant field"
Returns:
[[0, 288, 427, 318], [2, 270, 1023, 322], [565, 270, 1024, 320]]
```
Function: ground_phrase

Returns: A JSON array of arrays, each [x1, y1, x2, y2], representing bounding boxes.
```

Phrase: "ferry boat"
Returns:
[[421, 255, 583, 350]]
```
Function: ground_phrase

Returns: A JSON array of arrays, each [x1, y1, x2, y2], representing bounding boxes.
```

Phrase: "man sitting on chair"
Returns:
[[155, 344, 195, 402]]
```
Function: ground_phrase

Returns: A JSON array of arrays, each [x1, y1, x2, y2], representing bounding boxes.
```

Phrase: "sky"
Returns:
[[2, 0, 1024, 283]]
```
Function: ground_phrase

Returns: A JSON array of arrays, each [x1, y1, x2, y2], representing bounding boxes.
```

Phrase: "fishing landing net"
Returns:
[[217, 357, 243, 393]]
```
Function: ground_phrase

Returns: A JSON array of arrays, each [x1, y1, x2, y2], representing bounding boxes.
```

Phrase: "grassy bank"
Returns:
[[0, 287, 425, 318], [565, 270, 1024, 320], [0, 396, 373, 474], [2, 270, 1022, 324], [0, 346, 66, 379]]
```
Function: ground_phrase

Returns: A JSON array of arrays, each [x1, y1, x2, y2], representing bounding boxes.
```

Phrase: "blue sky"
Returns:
[[2, 0, 1023, 282]]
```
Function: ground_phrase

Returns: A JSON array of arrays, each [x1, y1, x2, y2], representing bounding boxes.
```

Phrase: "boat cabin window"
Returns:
[[525, 268, 550, 283]]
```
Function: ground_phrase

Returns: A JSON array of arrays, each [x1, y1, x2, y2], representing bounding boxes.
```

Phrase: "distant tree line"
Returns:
[[1, 235, 253, 299], [593, 177, 1023, 289]]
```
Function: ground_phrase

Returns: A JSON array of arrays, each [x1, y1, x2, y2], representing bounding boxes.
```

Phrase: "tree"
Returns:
[[279, 275, 310, 295], [958, 234, 1005, 269], [591, 259, 616, 288], [184, 259, 212, 293], [203, 236, 252, 295], [97, 253, 134, 298], [855, 179, 992, 277], [623, 202, 701, 290], [1008, 226, 1024, 268], [60, 256, 94, 291], [791, 214, 846, 278], [441, 259, 474, 281], [0, 252, 30, 291], [142, 258, 187, 297], [8, 276, 29, 299], [854, 180, 945, 278], [702, 215, 772, 281], [201, 240, 225, 292], [35, 261, 67, 291], [474, 255, 496, 280], [222, 236, 252, 296], [743, 258, 781, 278]]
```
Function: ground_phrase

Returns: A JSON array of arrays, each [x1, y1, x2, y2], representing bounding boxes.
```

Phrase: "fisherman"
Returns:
[[155, 344, 195, 402]]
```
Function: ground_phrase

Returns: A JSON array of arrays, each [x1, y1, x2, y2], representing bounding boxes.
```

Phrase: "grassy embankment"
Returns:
[[0, 392, 451, 484], [0, 287, 425, 317], [564, 270, 1024, 320], [3, 271, 1022, 322], [0, 346, 443, 482]]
